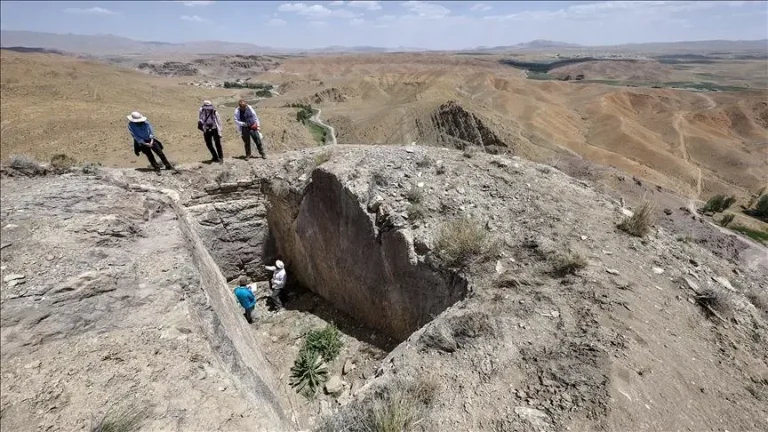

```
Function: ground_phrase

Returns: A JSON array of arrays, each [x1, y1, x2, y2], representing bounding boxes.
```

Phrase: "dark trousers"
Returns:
[[244, 306, 255, 324], [139, 141, 172, 170], [269, 281, 283, 310], [241, 129, 265, 158], [203, 129, 223, 161]]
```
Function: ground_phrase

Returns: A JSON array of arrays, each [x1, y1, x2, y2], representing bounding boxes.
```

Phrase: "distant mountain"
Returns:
[[0, 30, 425, 56]]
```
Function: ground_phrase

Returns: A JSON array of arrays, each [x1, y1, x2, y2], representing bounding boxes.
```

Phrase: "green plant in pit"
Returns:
[[302, 324, 343, 362], [701, 194, 736, 214], [289, 349, 329, 397], [719, 213, 735, 227]]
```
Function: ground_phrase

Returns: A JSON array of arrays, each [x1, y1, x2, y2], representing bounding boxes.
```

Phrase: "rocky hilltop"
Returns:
[[1, 145, 766, 431]]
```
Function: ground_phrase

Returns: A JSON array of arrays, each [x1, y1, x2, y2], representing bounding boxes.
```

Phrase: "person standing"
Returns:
[[127, 111, 174, 173], [233, 100, 266, 160], [233, 275, 257, 324], [265, 260, 287, 311], [198, 100, 224, 163]]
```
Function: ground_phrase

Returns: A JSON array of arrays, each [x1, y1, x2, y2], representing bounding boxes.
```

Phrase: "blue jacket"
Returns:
[[129, 121, 161, 156], [234, 286, 256, 310]]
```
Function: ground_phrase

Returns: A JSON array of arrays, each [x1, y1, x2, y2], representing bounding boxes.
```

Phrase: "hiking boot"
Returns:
[[164, 164, 174, 170], [217, 158, 224, 164], [261, 153, 267, 160]]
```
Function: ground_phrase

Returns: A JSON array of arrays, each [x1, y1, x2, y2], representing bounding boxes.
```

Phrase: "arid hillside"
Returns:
[[0, 51, 314, 166], [258, 53, 768, 202]]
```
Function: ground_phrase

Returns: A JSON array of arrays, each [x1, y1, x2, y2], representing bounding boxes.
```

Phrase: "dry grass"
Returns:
[[91, 401, 150, 432], [618, 202, 656, 237], [407, 203, 427, 221], [434, 217, 496, 268], [746, 288, 768, 316], [315, 376, 438, 432], [50, 153, 77, 172], [550, 248, 588, 277], [405, 185, 423, 203], [695, 287, 735, 322], [9, 154, 47, 176]]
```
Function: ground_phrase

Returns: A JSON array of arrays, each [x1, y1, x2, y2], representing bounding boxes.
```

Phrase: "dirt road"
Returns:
[[310, 109, 337, 145]]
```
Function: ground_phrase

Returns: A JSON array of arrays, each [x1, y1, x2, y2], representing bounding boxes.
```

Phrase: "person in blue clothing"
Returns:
[[234, 275, 257, 324], [127, 111, 174, 173]]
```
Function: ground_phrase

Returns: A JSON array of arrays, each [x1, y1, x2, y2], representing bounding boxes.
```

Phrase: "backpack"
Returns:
[[198, 107, 217, 131]]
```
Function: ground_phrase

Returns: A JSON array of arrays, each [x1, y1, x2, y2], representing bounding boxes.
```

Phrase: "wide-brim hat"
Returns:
[[127, 111, 147, 122], [202, 100, 213, 106]]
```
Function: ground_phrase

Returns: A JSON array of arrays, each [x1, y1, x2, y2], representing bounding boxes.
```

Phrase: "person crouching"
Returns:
[[127, 111, 173, 174]]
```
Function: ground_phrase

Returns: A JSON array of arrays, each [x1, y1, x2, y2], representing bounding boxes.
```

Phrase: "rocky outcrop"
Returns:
[[421, 101, 508, 153], [137, 61, 199, 77], [264, 165, 468, 340]]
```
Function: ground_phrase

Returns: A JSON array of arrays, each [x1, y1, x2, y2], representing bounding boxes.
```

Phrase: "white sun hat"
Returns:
[[127, 111, 147, 122], [202, 100, 213, 106]]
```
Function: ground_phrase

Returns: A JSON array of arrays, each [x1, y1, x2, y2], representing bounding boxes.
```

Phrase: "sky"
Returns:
[[1, 1, 767, 50]]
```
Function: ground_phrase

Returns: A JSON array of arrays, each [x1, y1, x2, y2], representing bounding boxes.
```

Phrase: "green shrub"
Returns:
[[618, 202, 656, 237], [302, 324, 343, 363], [719, 213, 735, 227], [435, 217, 495, 268], [755, 195, 768, 218], [289, 350, 329, 397], [702, 194, 736, 214]]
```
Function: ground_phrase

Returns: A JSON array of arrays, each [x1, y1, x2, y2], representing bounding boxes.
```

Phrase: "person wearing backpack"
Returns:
[[233, 99, 266, 160], [198, 100, 224, 163]]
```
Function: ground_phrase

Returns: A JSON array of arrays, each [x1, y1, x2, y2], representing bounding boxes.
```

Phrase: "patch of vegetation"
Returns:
[[618, 202, 656, 237], [301, 324, 344, 363], [82, 162, 103, 175], [289, 103, 316, 124], [702, 194, 737, 214], [434, 217, 496, 268], [730, 224, 768, 245], [719, 213, 735, 227], [746, 288, 768, 316], [289, 349, 329, 398], [407, 203, 427, 221], [313, 150, 332, 167], [9, 154, 47, 176], [526, 72, 557, 80], [315, 377, 438, 432], [50, 153, 77, 172], [223, 81, 273, 90], [91, 401, 150, 432], [416, 154, 434, 169], [254, 88, 272, 98], [663, 81, 750, 92], [499, 57, 633, 73], [695, 287, 735, 322], [405, 185, 423, 203], [550, 248, 588, 277], [746, 194, 768, 221], [307, 122, 327, 145]]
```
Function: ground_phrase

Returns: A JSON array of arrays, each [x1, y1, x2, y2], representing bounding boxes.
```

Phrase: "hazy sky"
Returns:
[[1, 1, 767, 49]]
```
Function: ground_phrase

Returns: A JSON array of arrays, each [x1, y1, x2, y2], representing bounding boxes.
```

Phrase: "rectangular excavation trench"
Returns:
[[186, 172, 469, 343]]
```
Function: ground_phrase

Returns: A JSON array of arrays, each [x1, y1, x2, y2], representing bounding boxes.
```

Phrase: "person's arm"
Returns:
[[234, 109, 246, 127], [265, 265, 276, 271], [249, 106, 260, 128]]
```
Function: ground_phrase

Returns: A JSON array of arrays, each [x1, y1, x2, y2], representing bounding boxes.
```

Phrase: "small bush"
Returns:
[[314, 151, 332, 167], [82, 162, 103, 174], [10, 154, 46, 176], [463, 147, 477, 158], [416, 155, 434, 168], [50, 153, 77, 172], [289, 349, 329, 397], [695, 287, 735, 321], [315, 377, 438, 432], [702, 194, 737, 214], [214, 170, 232, 184], [405, 185, 423, 203], [719, 214, 735, 227], [434, 217, 494, 267], [618, 202, 656, 237], [746, 288, 768, 316], [550, 248, 587, 276], [91, 401, 150, 432], [407, 203, 427, 221], [754, 195, 768, 219], [302, 324, 343, 363]]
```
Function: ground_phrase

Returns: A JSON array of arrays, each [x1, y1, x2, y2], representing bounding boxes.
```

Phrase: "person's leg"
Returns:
[[203, 131, 218, 161], [251, 130, 266, 158], [241, 130, 252, 158], [212, 132, 223, 162], [151, 140, 173, 169], [140, 146, 161, 171], [271, 288, 283, 310], [244, 306, 254, 324]]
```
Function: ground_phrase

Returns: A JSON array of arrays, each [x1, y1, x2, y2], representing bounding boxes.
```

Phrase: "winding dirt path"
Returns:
[[310, 109, 337, 146], [674, 111, 703, 199]]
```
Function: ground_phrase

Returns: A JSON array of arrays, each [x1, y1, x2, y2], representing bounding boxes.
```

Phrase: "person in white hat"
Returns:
[[127, 111, 173, 173], [198, 100, 224, 163], [265, 259, 287, 310]]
